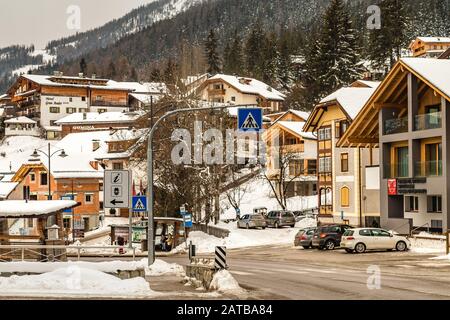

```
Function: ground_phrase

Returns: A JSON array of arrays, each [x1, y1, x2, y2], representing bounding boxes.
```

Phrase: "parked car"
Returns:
[[253, 207, 268, 217], [341, 228, 411, 253], [237, 214, 267, 229], [265, 210, 296, 228], [293, 211, 317, 222], [294, 228, 317, 249], [312, 224, 353, 250]]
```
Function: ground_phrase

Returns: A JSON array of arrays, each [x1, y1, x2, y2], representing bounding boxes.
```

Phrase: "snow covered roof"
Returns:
[[352, 80, 381, 88], [288, 110, 310, 121], [277, 121, 316, 140], [55, 111, 144, 125], [400, 58, 450, 99], [416, 37, 450, 43], [226, 106, 272, 122], [16, 74, 160, 93], [0, 200, 78, 217], [0, 136, 46, 173], [4, 116, 37, 124], [319, 85, 379, 120], [208, 74, 286, 101], [0, 182, 18, 199], [108, 128, 149, 142]]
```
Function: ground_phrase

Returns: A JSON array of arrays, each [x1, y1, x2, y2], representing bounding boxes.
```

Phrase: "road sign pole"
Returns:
[[146, 104, 241, 266]]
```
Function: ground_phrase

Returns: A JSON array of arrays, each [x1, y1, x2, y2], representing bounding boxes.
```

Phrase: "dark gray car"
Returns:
[[237, 214, 267, 229], [294, 228, 316, 249], [265, 210, 296, 228]]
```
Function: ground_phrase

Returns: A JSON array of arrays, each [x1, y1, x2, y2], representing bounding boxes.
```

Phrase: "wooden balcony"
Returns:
[[207, 88, 226, 95], [281, 144, 304, 153]]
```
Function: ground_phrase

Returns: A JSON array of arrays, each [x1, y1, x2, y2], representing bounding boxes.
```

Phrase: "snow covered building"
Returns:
[[264, 110, 318, 197], [5, 73, 159, 136], [409, 37, 450, 58], [197, 74, 286, 113], [338, 58, 450, 234], [55, 111, 145, 138], [4, 116, 40, 137], [303, 80, 381, 227]]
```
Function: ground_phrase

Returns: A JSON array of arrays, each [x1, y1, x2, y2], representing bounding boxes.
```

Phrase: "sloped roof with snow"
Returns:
[[5, 116, 37, 124], [400, 58, 450, 99], [0, 200, 78, 217], [319, 85, 379, 120], [55, 111, 144, 125], [0, 182, 18, 199], [277, 121, 316, 140], [288, 110, 310, 121], [417, 37, 450, 43], [208, 74, 286, 101]]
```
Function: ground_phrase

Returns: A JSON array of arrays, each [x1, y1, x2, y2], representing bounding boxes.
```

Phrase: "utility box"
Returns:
[[47, 225, 60, 240]]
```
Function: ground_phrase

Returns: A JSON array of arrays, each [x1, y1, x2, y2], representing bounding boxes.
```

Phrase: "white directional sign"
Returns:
[[104, 170, 131, 208]]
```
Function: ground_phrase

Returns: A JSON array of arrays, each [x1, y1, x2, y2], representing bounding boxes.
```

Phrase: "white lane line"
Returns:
[[231, 271, 253, 276]]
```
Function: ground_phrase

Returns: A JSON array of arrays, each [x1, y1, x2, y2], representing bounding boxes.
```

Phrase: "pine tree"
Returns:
[[277, 34, 293, 91], [164, 58, 178, 85], [79, 58, 87, 74], [316, 0, 363, 93], [108, 61, 117, 79], [245, 20, 266, 79], [149, 68, 161, 82], [223, 30, 244, 75], [204, 29, 222, 75], [367, 0, 407, 75], [261, 33, 280, 86]]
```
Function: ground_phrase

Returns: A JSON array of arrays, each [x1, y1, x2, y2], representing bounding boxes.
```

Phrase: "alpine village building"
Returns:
[[303, 80, 381, 227], [339, 58, 450, 234]]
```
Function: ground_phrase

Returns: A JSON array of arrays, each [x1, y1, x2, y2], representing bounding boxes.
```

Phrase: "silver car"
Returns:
[[237, 214, 267, 230]]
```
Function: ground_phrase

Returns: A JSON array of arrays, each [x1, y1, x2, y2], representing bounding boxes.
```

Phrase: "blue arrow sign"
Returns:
[[132, 196, 147, 212], [238, 108, 263, 132]]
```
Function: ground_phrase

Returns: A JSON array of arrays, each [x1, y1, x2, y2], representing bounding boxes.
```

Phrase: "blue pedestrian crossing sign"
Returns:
[[183, 213, 193, 228], [132, 196, 147, 212], [238, 108, 263, 132]]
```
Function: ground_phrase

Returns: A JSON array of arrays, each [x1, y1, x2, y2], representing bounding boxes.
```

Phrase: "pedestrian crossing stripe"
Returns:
[[241, 113, 260, 129], [134, 199, 145, 210]]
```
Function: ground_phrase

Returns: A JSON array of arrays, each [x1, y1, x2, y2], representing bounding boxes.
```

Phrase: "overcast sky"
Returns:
[[0, 0, 156, 48]]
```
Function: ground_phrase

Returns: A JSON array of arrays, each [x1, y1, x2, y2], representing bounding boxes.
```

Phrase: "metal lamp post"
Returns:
[[147, 104, 249, 266], [30, 143, 68, 200]]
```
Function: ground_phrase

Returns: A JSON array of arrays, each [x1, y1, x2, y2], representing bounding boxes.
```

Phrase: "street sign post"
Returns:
[[104, 170, 131, 208], [238, 108, 263, 132]]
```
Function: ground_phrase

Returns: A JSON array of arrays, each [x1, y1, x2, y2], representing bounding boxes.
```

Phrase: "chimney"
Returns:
[[53, 71, 59, 76], [83, 112, 87, 120], [78, 73, 84, 78], [92, 74, 96, 79], [238, 78, 246, 84]]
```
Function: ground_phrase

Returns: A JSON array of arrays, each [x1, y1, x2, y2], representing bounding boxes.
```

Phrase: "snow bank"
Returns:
[[410, 236, 446, 254], [0, 267, 157, 297], [430, 253, 450, 260], [145, 259, 185, 276], [210, 270, 244, 294], [0, 258, 182, 276]]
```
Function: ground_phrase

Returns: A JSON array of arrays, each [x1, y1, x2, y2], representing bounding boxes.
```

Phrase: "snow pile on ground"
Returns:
[[410, 238, 446, 254], [210, 270, 245, 294], [0, 267, 157, 297], [0, 258, 181, 275], [430, 253, 450, 260], [220, 176, 318, 220], [297, 218, 317, 229], [410, 232, 446, 254], [145, 259, 185, 276]]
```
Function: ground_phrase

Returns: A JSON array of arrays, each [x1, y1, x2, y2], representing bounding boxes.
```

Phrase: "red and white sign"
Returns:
[[387, 179, 397, 196]]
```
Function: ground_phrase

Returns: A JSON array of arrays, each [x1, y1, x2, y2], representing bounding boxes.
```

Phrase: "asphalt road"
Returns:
[[160, 246, 450, 300]]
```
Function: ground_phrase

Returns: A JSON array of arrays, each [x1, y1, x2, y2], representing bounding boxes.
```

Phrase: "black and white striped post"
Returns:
[[214, 246, 227, 270], [189, 241, 196, 262]]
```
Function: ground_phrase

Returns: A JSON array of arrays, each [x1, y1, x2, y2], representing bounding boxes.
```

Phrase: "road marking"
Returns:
[[231, 271, 253, 276]]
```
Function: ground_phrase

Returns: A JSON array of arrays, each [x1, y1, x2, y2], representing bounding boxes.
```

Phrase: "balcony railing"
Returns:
[[91, 100, 128, 107], [414, 112, 442, 131], [415, 160, 442, 177], [384, 164, 409, 179], [384, 117, 408, 135]]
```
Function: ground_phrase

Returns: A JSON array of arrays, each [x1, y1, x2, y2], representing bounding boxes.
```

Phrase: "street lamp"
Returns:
[[30, 143, 68, 200]]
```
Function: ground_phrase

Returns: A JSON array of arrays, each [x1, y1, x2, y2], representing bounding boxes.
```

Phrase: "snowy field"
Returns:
[[220, 176, 318, 221]]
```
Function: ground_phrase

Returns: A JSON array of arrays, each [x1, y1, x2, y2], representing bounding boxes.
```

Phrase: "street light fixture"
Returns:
[[29, 143, 68, 200]]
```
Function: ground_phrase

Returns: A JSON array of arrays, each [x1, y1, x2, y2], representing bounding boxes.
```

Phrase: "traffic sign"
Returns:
[[104, 170, 131, 208], [238, 108, 263, 132], [132, 196, 147, 212], [183, 213, 193, 228], [61, 195, 74, 213]]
